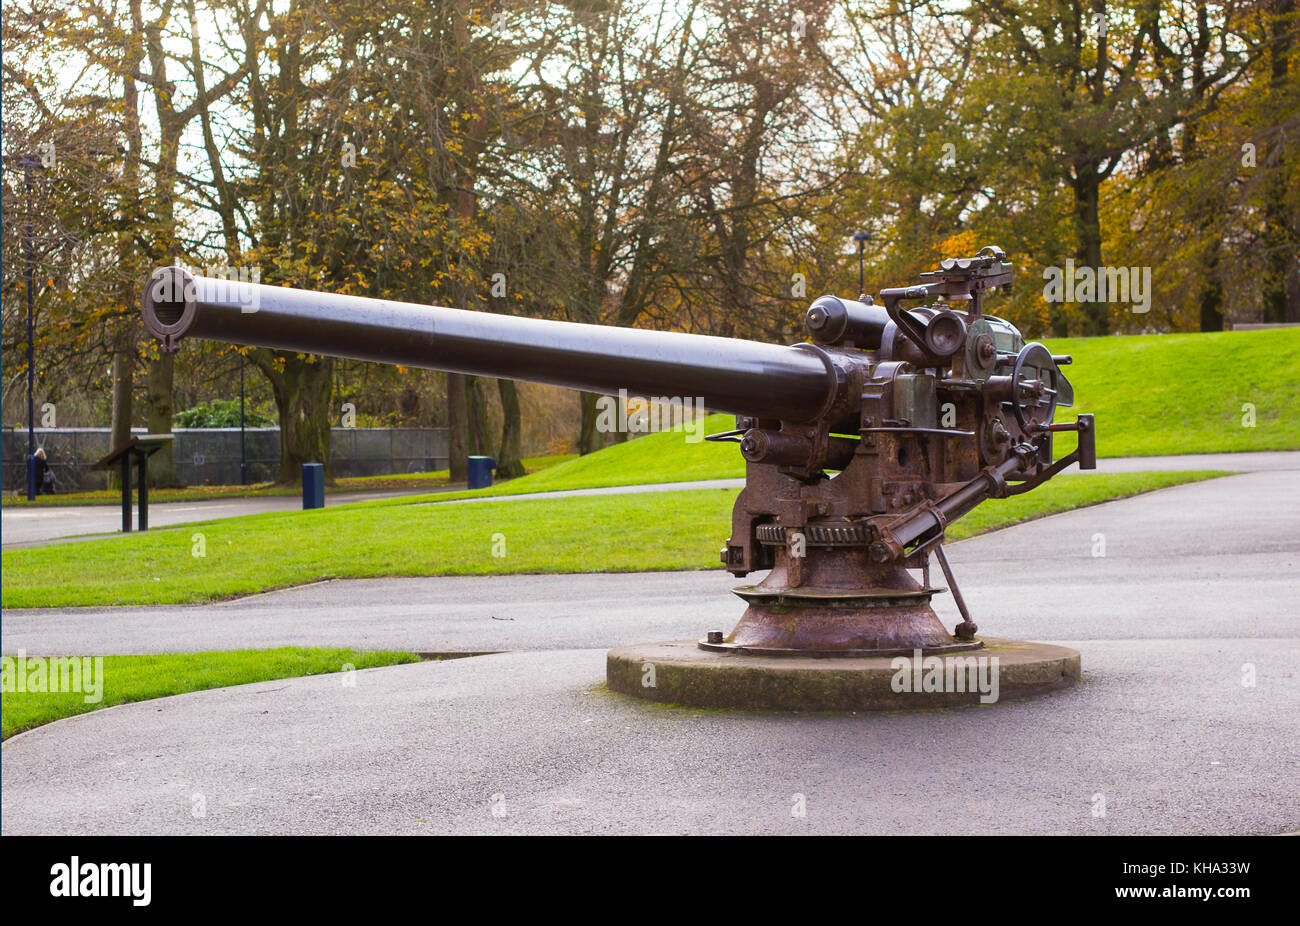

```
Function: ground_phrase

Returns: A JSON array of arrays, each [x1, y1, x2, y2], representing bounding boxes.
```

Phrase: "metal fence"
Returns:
[[2, 427, 449, 491]]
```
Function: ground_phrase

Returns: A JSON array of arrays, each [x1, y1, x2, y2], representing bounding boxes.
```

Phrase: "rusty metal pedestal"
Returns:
[[704, 533, 985, 655], [606, 544, 1079, 711], [708, 558, 981, 657]]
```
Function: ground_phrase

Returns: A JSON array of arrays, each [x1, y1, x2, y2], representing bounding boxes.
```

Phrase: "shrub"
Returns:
[[174, 399, 274, 428]]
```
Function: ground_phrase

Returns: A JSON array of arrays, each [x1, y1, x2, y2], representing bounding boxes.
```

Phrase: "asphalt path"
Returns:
[[2, 462, 1297, 834], [0, 487, 445, 547]]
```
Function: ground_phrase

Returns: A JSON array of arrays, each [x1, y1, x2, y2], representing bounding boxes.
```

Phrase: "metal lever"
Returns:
[[1043, 414, 1096, 469], [933, 544, 978, 641]]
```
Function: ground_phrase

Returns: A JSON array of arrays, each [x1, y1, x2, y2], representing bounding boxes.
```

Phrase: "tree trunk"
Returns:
[[108, 340, 134, 490], [466, 375, 492, 457], [142, 13, 186, 486], [1047, 292, 1071, 340], [1185, 19, 1224, 334], [1072, 164, 1108, 336], [1261, 176, 1292, 325], [447, 372, 467, 481], [578, 392, 604, 455], [496, 379, 527, 478], [442, 3, 488, 481], [1261, 0, 1296, 324], [256, 353, 334, 485], [109, 1, 143, 491], [144, 350, 182, 486], [110, 344, 134, 449], [1198, 239, 1225, 332]]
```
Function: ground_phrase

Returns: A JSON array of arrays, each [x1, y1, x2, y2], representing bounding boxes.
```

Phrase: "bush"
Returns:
[[174, 399, 275, 428]]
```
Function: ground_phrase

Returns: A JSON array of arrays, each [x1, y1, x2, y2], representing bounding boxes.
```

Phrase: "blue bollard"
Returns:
[[467, 455, 496, 490], [302, 462, 325, 509]]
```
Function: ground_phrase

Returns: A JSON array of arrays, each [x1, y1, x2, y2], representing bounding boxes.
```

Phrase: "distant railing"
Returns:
[[1, 427, 449, 491]]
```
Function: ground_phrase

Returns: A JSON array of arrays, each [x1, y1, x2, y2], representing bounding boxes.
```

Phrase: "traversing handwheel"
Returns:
[[1008, 342, 1063, 432]]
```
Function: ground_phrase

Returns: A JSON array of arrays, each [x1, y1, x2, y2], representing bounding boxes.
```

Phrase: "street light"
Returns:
[[851, 230, 871, 302], [240, 352, 247, 485], [18, 154, 46, 500]]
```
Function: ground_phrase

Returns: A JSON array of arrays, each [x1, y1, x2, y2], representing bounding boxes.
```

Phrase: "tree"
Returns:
[[520, 0, 703, 452], [2, 1, 152, 466], [1258, 0, 1299, 323], [1086, 2, 1298, 330], [964, 1, 1268, 334]]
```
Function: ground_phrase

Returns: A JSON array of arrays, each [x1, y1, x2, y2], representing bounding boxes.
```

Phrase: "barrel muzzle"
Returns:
[[141, 267, 198, 353]]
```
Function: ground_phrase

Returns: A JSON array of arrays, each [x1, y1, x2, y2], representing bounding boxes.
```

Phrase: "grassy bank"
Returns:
[[1, 470, 1225, 609], [0, 647, 419, 739], [1042, 327, 1300, 458]]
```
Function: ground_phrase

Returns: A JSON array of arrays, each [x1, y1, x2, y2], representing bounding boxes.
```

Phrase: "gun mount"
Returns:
[[713, 246, 1094, 656], [142, 246, 1095, 660]]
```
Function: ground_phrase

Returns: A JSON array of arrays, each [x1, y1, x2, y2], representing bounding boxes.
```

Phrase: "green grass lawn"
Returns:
[[0, 647, 419, 740], [1042, 327, 1300, 458], [1, 470, 1224, 609], [433, 413, 747, 498]]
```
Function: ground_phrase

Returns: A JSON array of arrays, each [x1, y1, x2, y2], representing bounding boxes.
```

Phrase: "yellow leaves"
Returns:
[[937, 230, 981, 261]]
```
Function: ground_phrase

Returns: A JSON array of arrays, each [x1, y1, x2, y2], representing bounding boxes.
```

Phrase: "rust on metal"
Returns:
[[717, 247, 1095, 656]]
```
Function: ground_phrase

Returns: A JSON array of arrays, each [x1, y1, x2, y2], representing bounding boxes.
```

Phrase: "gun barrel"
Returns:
[[142, 268, 836, 421]]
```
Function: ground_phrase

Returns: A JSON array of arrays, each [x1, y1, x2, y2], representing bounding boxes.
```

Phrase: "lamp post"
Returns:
[[239, 353, 247, 485], [851, 229, 871, 302], [18, 154, 46, 500]]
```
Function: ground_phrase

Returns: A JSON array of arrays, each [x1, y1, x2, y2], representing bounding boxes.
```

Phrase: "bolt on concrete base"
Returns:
[[606, 637, 1080, 712]]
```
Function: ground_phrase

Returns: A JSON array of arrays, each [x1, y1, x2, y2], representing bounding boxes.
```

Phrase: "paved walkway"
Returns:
[[2, 466, 1297, 834], [0, 486, 451, 546]]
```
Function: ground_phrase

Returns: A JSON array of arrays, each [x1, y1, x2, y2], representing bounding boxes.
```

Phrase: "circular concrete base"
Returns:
[[606, 638, 1080, 711]]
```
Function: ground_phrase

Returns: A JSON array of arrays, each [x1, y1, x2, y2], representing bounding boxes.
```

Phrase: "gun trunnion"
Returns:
[[142, 246, 1095, 656]]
